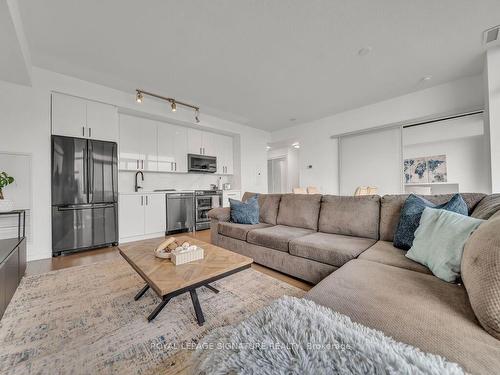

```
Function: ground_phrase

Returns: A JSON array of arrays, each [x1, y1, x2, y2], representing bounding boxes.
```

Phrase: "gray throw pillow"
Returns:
[[406, 207, 484, 283], [394, 193, 468, 250]]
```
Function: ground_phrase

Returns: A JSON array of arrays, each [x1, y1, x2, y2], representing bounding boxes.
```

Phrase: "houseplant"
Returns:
[[0, 172, 15, 212]]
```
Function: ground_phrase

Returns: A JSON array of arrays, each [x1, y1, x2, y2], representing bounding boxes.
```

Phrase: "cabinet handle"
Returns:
[[146, 196, 149, 205], [175, 162, 177, 171], [136, 160, 139, 169], [88, 127, 92, 138], [141, 196, 143, 206], [200, 147, 202, 154], [141, 160, 144, 169], [82, 126, 85, 137]]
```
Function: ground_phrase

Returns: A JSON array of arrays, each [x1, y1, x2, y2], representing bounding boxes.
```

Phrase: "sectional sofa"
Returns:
[[208, 192, 500, 374]]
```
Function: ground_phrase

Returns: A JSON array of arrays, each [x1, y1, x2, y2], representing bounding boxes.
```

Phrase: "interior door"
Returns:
[[89, 140, 118, 204], [52, 136, 88, 205]]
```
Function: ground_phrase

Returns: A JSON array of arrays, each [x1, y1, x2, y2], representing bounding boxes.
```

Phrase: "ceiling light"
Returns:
[[292, 142, 300, 149], [171, 101, 177, 112], [136, 91, 143, 103], [358, 47, 372, 56], [266, 146, 271, 150], [195, 109, 200, 123], [421, 75, 432, 82]]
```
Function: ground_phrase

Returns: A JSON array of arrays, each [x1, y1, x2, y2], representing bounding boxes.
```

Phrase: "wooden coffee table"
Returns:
[[118, 236, 253, 325]]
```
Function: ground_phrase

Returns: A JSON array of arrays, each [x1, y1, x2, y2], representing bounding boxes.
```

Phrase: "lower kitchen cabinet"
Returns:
[[119, 193, 166, 241], [0, 238, 26, 319]]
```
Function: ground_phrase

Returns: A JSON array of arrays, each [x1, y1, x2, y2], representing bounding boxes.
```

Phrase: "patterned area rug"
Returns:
[[0, 258, 304, 374]]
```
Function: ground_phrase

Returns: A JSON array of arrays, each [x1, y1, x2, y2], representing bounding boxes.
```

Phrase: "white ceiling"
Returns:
[[16, 0, 500, 130]]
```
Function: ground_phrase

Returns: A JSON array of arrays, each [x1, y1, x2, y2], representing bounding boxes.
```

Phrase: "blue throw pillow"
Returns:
[[230, 194, 260, 225], [393, 193, 468, 250]]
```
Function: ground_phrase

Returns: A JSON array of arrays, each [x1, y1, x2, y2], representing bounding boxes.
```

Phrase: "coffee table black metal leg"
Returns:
[[148, 297, 171, 322], [190, 289, 205, 326], [134, 284, 150, 301], [205, 284, 219, 294]]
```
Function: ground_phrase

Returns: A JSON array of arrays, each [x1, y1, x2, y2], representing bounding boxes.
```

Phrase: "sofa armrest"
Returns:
[[208, 207, 230, 222]]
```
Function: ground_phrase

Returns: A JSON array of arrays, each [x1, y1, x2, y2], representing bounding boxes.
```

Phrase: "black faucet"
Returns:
[[135, 171, 144, 192]]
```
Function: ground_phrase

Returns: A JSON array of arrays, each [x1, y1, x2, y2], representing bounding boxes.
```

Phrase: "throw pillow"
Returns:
[[406, 207, 484, 282], [229, 194, 259, 225], [393, 193, 468, 250], [461, 213, 500, 340], [471, 194, 500, 220]]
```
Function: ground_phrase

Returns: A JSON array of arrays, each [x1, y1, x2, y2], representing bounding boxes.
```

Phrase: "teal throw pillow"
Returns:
[[230, 194, 260, 225], [406, 207, 484, 283], [394, 193, 468, 250]]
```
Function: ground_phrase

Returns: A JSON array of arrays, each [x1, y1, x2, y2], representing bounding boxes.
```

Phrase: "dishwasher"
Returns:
[[166, 192, 195, 234]]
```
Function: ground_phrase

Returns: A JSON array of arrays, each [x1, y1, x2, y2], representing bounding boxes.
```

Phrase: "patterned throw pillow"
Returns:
[[393, 194, 468, 250], [229, 194, 260, 225]]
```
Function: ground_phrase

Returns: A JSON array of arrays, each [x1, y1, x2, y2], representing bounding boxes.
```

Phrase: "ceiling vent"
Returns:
[[483, 25, 500, 47]]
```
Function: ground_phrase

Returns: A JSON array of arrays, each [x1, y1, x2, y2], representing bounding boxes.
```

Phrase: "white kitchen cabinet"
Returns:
[[52, 93, 87, 138], [51, 92, 118, 141], [86, 100, 119, 142], [223, 190, 241, 207], [157, 122, 188, 172], [218, 135, 234, 175], [144, 194, 166, 234], [119, 194, 145, 238], [119, 193, 166, 240], [188, 128, 204, 155], [119, 115, 158, 171]]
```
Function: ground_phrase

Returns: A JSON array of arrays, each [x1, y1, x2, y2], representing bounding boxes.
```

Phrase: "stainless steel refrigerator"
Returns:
[[51, 135, 118, 256]]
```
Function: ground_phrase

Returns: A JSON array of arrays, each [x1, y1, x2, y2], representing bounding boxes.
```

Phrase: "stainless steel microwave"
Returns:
[[188, 154, 217, 173]]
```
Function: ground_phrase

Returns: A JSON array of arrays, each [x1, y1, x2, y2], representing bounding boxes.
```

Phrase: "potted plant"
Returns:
[[0, 172, 15, 212]]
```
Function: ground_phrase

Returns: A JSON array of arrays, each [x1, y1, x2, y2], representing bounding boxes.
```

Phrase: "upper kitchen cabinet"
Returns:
[[157, 122, 188, 173], [51, 92, 118, 142], [119, 114, 158, 171], [86, 101, 119, 142], [187, 128, 204, 155], [218, 135, 234, 175]]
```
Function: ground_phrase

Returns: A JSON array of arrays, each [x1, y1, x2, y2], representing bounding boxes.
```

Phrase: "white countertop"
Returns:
[[119, 190, 195, 195]]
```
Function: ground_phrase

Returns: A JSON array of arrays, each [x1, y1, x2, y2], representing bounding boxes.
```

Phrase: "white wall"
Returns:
[[403, 114, 490, 193], [271, 75, 484, 194], [0, 67, 270, 261], [485, 46, 500, 193]]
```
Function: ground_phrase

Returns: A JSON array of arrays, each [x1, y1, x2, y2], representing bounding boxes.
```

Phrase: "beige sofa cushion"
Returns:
[[319, 195, 380, 239], [379, 193, 486, 241], [462, 214, 500, 340], [247, 225, 314, 252], [218, 222, 272, 241], [305, 259, 500, 374], [471, 194, 500, 220], [289, 232, 376, 267], [241, 192, 282, 225], [276, 194, 322, 230], [358, 240, 432, 274]]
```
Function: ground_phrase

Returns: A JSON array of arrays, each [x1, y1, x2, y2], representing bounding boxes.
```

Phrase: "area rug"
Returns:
[[0, 259, 305, 375], [193, 296, 465, 375]]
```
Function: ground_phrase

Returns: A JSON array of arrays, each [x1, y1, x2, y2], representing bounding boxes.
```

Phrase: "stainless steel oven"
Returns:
[[195, 190, 222, 230], [188, 154, 217, 173]]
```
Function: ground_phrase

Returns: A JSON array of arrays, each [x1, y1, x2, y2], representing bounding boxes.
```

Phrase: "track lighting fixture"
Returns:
[[136, 91, 143, 103], [135, 89, 200, 123]]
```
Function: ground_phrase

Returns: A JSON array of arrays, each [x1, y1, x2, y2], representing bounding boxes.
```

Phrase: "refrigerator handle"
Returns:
[[88, 141, 94, 203]]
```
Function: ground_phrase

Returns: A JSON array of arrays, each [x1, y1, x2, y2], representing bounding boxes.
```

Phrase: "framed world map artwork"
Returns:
[[404, 155, 447, 184]]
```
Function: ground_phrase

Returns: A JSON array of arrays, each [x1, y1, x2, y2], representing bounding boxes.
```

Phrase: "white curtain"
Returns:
[[339, 126, 402, 196]]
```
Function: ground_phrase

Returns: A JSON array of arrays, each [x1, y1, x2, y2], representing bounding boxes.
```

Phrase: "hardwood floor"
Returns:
[[26, 230, 313, 291]]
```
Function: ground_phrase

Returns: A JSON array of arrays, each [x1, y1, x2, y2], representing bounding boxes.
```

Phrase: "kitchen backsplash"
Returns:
[[118, 171, 234, 192]]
